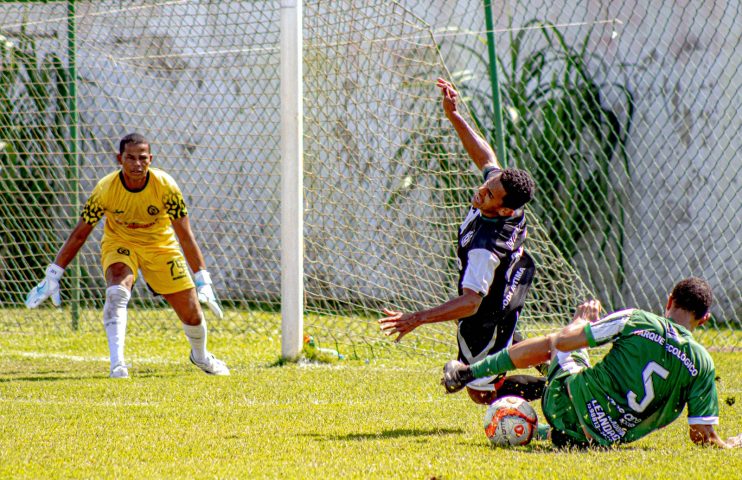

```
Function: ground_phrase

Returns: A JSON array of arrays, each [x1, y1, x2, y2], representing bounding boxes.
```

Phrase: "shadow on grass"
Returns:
[[476, 440, 642, 454], [303, 427, 464, 441], [455, 435, 630, 454]]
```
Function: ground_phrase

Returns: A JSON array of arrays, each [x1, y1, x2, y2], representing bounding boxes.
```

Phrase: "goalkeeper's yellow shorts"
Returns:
[[100, 237, 195, 295]]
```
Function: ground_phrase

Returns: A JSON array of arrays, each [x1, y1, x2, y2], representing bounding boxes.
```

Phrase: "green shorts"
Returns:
[[541, 349, 592, 448]]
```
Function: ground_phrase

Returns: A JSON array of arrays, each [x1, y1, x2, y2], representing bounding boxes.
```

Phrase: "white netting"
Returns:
[[1, 1, 737, 356]]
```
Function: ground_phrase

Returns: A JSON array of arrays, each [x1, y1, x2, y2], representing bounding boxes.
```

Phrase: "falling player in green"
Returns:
[[441, 277, 741, 448]]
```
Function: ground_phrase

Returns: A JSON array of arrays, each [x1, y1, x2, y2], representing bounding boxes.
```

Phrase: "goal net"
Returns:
[[0, 0, 594, 359]]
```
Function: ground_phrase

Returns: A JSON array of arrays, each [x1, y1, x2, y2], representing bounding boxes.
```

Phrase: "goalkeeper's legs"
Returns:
[[164, 288, 208, 360], [102, 259, 137, 378], [183, 319, 208, 362], [103, 284, 131, 378], [164, 288, 229, 376]]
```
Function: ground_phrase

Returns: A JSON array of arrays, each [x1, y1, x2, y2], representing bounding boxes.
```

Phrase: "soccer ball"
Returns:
[[483, 395, 538, 446]]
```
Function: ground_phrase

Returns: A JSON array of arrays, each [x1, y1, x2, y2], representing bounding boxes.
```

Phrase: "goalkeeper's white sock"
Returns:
[[183, 317, 208, 362], [103, 285, 130, 367]]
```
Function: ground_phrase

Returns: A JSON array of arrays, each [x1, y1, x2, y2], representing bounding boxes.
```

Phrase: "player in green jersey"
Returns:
[[441, 277, 741, 448]]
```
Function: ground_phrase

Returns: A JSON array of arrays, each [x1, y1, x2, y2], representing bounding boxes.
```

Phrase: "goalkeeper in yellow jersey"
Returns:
[[25, 133, 229, 378]]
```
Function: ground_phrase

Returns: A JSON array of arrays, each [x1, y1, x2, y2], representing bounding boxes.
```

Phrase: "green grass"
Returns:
[[1, 320, 741, 479]]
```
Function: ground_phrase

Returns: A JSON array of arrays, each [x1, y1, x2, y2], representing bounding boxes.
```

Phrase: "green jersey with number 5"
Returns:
[[565, 309, 718, 445]]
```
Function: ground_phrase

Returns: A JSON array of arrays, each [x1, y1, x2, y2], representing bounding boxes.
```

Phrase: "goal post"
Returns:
[[66, 0, 82, 329], [280, 0, 304, 360]]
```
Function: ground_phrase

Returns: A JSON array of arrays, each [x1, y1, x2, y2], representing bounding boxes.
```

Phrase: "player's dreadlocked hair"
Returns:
[[119, 133, 150, 154], [671, 277, 713, 319], [500, 168, 535, 210]]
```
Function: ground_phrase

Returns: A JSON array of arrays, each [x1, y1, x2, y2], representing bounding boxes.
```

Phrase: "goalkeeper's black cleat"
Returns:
[[441, 360, 474, 393]]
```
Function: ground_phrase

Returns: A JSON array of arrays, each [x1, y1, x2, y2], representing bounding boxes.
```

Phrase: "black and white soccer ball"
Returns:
[[483, 395, 538, 446]]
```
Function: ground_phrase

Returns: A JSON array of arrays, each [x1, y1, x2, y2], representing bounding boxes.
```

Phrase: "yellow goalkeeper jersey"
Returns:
[[81, 168, 188, 246]]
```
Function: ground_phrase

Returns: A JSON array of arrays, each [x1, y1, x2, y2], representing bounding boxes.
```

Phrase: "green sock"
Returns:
[[470, 349, 515, 378], [536, 423, 550, 440]]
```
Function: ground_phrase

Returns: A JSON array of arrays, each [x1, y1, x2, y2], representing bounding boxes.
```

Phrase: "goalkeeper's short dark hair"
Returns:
[[671, 277, 713, 319], [500, 168, 535, 210], [119, 133, 149, 154]]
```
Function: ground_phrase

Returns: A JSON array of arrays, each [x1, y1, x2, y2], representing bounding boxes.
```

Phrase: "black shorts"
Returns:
[[456, 250, 534, 364], [457, 307, 522, 364]]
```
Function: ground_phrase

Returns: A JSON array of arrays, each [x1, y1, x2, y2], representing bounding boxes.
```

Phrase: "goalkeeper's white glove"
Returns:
[[194, 269, 223, 319], [25, 264, 64, 308]]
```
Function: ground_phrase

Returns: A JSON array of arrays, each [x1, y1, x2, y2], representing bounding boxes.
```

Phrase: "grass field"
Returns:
[[1, 313, 741, 479]]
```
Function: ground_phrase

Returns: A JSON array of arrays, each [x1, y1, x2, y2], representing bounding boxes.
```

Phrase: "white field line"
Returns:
[[4, 352, 738, 388], [2, 350, 433, 372], [1, 350, 178, 365], [0, 398, 160, 407], [0, 393, 456, 409]]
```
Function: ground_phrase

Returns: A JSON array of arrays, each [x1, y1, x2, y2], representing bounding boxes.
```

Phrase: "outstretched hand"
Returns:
[[436, 77, 459, 118], [379, 308, 421, 343], [572, 299, 602, 324]]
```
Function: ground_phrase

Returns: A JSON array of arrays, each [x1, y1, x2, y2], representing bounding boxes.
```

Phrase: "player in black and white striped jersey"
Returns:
[[380, 78, 544, 404]]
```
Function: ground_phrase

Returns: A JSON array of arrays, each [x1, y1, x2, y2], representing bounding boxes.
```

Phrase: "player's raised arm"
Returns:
[[552, 299, 602, 351], [171, 215, 223, 319], [436, 77, 499, 171], [25, 220, 95, 308]]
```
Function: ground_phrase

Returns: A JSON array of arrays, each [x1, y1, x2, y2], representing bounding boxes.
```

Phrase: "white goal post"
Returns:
[[280, 0, 304, 360]]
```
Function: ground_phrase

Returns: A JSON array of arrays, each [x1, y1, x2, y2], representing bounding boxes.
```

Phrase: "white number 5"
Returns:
[[627, 361, 669, 412]]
